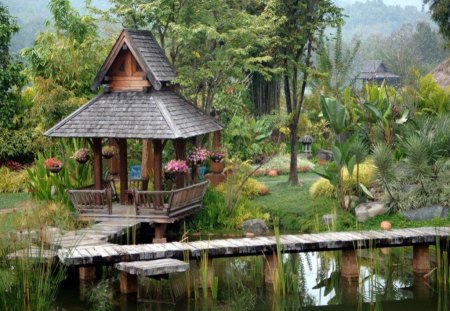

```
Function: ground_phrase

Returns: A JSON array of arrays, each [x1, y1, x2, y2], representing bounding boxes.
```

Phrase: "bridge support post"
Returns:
[[264, 251, 278, 285], [413, 245, 430, 275], [153, 224, 167, 243], [119, 271, 138, 294], [341, 249, 359, 280], [79, 267, 96, 280]]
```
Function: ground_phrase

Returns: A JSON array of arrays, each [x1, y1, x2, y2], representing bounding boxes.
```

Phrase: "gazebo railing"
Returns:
[[67, 188, 112, 215], [133, 181, 210, 219]]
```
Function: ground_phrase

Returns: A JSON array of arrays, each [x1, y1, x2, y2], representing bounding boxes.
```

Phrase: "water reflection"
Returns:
[[55, 247, 450, 311]]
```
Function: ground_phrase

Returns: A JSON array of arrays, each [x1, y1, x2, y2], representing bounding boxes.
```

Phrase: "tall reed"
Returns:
[[0, 233, 67, 311]]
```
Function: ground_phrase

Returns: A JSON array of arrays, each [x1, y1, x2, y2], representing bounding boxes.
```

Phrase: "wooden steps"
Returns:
[[115, 259, 189, 276], [58, 227, 450, 266]]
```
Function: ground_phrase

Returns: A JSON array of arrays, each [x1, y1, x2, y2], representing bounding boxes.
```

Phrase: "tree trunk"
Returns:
[[288, 116, 299, 185]]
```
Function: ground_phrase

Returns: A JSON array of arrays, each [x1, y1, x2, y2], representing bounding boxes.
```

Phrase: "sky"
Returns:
[[336, 0, 425, 9]]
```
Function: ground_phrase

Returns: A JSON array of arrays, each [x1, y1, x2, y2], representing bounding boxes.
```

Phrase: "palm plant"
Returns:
[[372, 142, 398, 211], [348, 136, 369, 196]]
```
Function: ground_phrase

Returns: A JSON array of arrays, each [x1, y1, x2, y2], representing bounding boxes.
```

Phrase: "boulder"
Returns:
[[402, 205, 448, 221], [317, 149, 333, 161], [321, 214, 337, 225], [355, 202, 386, 222], [344, 195, 358, 210], [241, 219, 269, 236]]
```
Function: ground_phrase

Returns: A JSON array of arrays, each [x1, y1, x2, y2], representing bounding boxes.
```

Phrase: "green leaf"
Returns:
[[359, 183, 374, 199], [395, 109, 409, 124], [347, 155, 356, 177]]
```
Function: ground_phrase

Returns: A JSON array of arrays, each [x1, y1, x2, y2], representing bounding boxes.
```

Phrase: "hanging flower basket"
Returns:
[[72, 148, 90, 164], [164, 160, 189, 180], [44, 158, 63, 174], [102, 146, 116, 159], [188, 147, 209, 166], [209, 150, 226, 163]]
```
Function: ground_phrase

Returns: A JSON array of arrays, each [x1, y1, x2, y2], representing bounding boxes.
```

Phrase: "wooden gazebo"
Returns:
[[44, 29, 223, 241], [355, 60, 400, 86]]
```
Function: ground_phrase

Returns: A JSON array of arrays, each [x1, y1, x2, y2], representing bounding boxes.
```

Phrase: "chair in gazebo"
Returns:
[[45, 29, 223, 242]]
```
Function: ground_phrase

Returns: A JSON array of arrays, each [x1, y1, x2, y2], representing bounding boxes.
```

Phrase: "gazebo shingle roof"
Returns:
[[92, 29, 176, 91], [44, 91, 223, 139]]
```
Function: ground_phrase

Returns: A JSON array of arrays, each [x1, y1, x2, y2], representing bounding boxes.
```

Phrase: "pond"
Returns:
[[54, 246, 450, 311]]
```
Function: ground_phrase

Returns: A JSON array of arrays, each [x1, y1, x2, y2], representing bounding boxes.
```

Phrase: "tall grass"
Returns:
[[0, 234, 67, 311]]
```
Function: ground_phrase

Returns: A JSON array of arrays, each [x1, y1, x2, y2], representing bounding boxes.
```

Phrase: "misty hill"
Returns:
[[340, 0, 431, 40], [1, 0, 110, 52], [3, 0, 434, 52]]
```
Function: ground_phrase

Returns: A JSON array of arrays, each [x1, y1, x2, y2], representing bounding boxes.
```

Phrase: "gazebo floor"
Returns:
[[79, 204, 153, 222], [78, 204, 180, 223]]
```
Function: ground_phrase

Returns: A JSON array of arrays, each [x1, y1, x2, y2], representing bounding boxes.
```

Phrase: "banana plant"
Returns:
[[320, 96, 349, 136], [362, 82, 409, 145], [314, 136, 357, 210]]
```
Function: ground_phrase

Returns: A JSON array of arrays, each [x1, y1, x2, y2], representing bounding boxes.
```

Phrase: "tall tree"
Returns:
[[0, 3, 24, 128], [106, 0, 274, 114], [424, 0, 450, 42], [264, 0, 343, 184], [316, 24, 361, 98], [22, 0, 109, 133]]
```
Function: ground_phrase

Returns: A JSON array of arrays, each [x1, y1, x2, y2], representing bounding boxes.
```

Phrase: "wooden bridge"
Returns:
[[57, 226, 450, 291], [59, 227, 450, 266]]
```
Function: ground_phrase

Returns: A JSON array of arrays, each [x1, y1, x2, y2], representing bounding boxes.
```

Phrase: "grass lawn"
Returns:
[[253, 172, 352, 232], [0, 193, 31, 210], [254, 172, 450, 233]]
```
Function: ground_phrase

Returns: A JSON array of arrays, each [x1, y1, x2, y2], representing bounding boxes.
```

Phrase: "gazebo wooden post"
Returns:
[[141, 139, 154, 190], [153, 139, 163, 191], [108, 138, 120, 179], [93, 138, 103, 190], [212, 131, 221, 150], [118, 139, 128, 204], [152, 139, 166, 243], [174, 139, 186, 189]]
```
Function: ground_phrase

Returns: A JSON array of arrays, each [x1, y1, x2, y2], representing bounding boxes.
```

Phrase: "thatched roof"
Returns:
[[431, 57, 450, 89], [356, 60, 400, 80], [44, 90, 223, 139]]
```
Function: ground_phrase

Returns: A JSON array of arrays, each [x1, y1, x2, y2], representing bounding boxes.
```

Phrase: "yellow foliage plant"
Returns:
[[310, 160, 376, 199]]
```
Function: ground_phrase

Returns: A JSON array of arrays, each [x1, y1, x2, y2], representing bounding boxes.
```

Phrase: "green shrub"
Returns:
[[309, 178, 335, 199], [217, 177, 267, 199], [309, 160, 376, 198], [0, 167, 29, 193], [255, 154, 315, 174], [27, 140, 93, 207]]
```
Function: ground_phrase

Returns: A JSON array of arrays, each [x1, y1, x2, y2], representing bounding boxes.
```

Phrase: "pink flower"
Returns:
[[164, 160, 189, 173], [44, 158, 62, 168], [188, 147, 209, 165]]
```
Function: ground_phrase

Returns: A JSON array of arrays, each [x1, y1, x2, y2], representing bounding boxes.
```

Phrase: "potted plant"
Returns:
[[209, 150, 226, 173], [102, 146, 116, 159], [188, 147, 209, 166], [72, 148, 90, 164], [44, 158, 63, 173], [164, 159, 189, 180]]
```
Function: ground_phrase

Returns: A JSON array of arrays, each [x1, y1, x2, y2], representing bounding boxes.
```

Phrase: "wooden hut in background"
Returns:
[[355, 60, 400, 86]]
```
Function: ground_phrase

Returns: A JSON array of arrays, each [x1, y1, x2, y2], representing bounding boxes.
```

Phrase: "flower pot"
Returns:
[[76, 156, 89, 164], [102, 152, 114, 159], [210, 161, 224, 173], [47, 166, 62, 174]]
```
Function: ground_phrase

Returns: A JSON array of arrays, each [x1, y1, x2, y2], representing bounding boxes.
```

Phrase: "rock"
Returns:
[[321, 214, 337, 225], [402, 205, 449, 221], [317, 149, 333, 161], [344, 195, 358, 210], [380, 221, 392, 230], [355, 208, 369, 222], [355, 202, 386, 222], [267, 170, 278, 177], [241, 219, 269, 236]]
